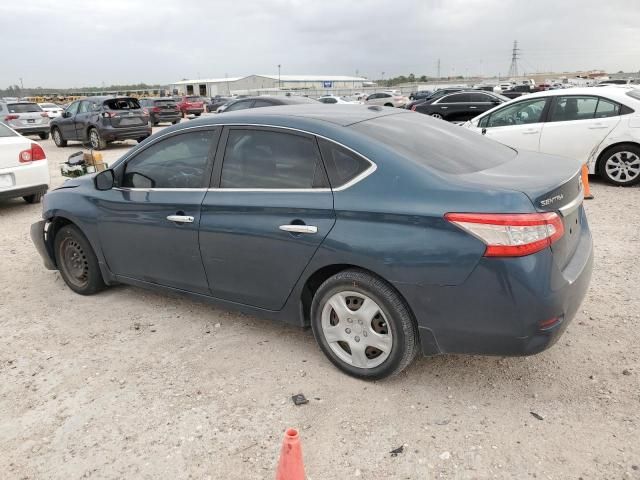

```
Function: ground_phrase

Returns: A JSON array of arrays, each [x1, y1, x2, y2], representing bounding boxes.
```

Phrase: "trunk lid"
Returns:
[[103, 98, 146, 128], [456, 150, 584, 269], [5, 103, 49, 128], [0, 135, 32, 169]]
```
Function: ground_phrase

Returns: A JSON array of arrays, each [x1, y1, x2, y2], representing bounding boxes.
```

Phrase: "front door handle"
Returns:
[[522, 129, 539, 135], [167, 214, 194, 223], [279, 224, 318, 234], [469, 106, 478, 109], [588, 124, 609, 129], [440, 106, 448, 109]]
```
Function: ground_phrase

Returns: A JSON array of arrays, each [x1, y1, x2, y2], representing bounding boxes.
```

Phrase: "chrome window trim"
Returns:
[[113, 123, 377, 193], [558, 192, 584, 217]]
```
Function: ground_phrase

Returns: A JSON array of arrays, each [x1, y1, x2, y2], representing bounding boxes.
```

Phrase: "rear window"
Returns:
[[352, 113, 516, 174], [154, 100, 176, 107], [186, 96, 203, 102], [104, 98, 141, 110], [0, 122, 17, 137], [7, 103, 42, 113]]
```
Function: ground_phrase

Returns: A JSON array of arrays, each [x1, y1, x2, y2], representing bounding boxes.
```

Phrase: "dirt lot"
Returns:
[[1, 122, 639, 479]]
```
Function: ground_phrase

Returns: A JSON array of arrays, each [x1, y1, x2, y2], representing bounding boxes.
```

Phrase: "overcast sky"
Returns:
[[1, 0, 638, 88]]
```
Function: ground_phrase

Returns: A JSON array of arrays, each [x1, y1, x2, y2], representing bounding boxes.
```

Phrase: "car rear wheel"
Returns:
[[88, 128, 106, 150], [172, 120, 180, 125], [23, 192, 43, 204], [311, 269, 419, 380], [600, 144, 640, 186], [54, 225, 106, 295], [52, 127, 67, 147], [431, 113, 443, 119], [384, 103, 394, 107], [39, 132, 50, 140]]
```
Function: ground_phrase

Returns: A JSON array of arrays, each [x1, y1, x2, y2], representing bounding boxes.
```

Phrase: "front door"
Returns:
[[74, 100, 94, 141], [538, 95, 621, 163], [480, 97, 549, 152], [96, 127, 219, 294], [59, 101, 80, 139], [199, 126, 336, 310]]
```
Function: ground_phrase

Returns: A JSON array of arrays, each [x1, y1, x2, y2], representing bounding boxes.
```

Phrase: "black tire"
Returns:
[[23, 192, 43, 204], [310, 269, 419, 380], [384, 103, 394, 107], [194, 113, 201, 117], [137, 136, 150, 144], [54, 225, 106, 295], [172, 119, 180, 125], [88, 128, 106, 150], [39, 132, 50, 140], [598, 144, 640, 186], [52, 127, 67, 147], [181, 110, 186, 118]]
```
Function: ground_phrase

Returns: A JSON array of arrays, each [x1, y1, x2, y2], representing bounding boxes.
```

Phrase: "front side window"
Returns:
[[66, 101, 80, 116], [122, 130, 214, 189], [548, 96, 598, 122], [220, 129, 325, 189], [253, 99, 275, 108], [485, 98, 547, 127], [78, 101, 93, 113]]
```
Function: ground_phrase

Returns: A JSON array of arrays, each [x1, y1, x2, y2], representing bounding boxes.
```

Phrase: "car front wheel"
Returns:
[[52, 127, 67, 147], [88, 128, 106, 150], [600, 145, 640, 186], [54, 225, 106, 295], [311, 269, 419, 380]]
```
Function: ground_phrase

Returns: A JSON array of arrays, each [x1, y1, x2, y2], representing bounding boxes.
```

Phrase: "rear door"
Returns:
[[199, 126, 335, 310], [480, 97, 550, 151], [96, 127, 219, 294], [467, 92, 500, 119], [538, 95, 621, 163]]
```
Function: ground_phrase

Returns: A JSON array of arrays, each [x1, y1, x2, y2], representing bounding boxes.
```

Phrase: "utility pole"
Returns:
[[508, 40, 520, 78], [278, 64, 281, 90], [381, 71, 385, 86], [437, 59, 440, 79], [19, 77, 23, 90]]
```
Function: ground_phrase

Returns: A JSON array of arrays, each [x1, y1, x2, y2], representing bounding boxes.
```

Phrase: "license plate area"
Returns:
[[0, 173, 15, 188]]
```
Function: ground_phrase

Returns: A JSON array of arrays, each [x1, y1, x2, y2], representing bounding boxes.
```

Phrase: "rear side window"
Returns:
[[0, 122, 17, 137], [123, 130, 214, 189], [594, 98, 621, 118], [7, 103, 42, 113], [352, 113, 516, 174], [220, 129, 326, 189], [104, 98, 141, 110], [225, 100, 253, 112], [318, 139, 370, 188], [548, 96, 598, 122], [253, 99, 275, 108], [439, 93, 469, 103]]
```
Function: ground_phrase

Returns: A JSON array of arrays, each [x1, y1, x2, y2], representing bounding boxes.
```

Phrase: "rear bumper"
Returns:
[[401, 212, 594, 357], [184, 108, 204, 115], [151, 112, 181, 122], [12, 126, 49, 135], [0, 183, 48, 201], [30, 220, 57, 270], [101, 125, 151, 142]]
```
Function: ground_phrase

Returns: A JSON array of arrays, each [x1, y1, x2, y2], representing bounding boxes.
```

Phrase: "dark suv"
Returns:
[[139, 98, 181, 125], [50, 96, 151, 150]]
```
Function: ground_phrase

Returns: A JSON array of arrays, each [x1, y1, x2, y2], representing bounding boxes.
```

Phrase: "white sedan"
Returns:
[[317, 95, 360, 104], [38, 102, 65, 118], [463, 86, 640, 186], [0, 122, 49, 203]]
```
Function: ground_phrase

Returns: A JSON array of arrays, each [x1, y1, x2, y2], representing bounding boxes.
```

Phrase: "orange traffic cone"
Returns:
[[582, 164, 594, 200], [276, 428, 305, 480]]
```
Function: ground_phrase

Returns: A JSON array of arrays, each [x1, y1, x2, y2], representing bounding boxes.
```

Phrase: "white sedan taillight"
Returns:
[[445, 212, 564, 257]]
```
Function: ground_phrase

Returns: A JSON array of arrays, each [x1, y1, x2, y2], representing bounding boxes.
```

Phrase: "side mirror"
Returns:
[[94, 169, 115, 191], [62, 111, 71, 118]]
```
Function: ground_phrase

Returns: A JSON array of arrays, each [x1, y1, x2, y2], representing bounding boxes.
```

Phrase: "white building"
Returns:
[[171, 74, 366, 96]]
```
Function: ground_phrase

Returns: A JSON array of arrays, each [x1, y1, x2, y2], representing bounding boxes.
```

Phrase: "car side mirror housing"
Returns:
[[94, 169, 115, 191], [63, 111, 71, 118]]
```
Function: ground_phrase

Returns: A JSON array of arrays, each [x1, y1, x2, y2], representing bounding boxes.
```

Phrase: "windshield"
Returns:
[[352, 112, 516, 174], [7, 103, 42, 113], [0, 122, 17, 137]]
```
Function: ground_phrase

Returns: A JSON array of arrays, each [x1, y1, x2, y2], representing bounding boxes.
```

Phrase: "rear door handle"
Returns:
[[279, 225, 318, 234], [588, 124, 608, 129], [469, 106, 478, 109], [167, 215, 194, 223], [522, 130, 539, 135]]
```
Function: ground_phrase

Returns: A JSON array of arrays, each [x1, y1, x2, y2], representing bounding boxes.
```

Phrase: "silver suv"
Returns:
[[0, 101, 50, 139]]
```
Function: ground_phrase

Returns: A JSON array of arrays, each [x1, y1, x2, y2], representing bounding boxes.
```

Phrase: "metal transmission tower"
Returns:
[[508, 40, 520, 78]]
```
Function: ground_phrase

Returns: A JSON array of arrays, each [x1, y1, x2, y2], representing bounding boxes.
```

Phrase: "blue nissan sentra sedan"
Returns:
[[31, 105, 593, 379]]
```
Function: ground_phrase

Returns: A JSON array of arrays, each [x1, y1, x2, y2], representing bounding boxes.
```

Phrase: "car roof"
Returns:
[[523, 86, 639, 102]]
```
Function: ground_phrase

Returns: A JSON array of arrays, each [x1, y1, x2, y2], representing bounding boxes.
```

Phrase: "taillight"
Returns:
[[411, 105, 417, 111], [102, 111, 117, 118], [18, 143, 46, 163], [41, 112, 49, 118], [152, 106, 161, 113], [4, 114, 19, 121], [444, 212, 564, 257]]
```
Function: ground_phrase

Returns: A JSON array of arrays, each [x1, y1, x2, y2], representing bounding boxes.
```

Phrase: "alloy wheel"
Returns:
[[53, 129, 62, 145], [90, 130, 100, 149], [605, 151, 640, 184], [321, 291, 393, 369], [431, 113, 443, 119]]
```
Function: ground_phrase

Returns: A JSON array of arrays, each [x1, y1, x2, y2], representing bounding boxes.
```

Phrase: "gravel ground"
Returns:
[[1, 123, 639, 479]]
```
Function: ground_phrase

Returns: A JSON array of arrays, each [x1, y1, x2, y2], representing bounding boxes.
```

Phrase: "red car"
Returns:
[[174, 96, 205, 117]]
